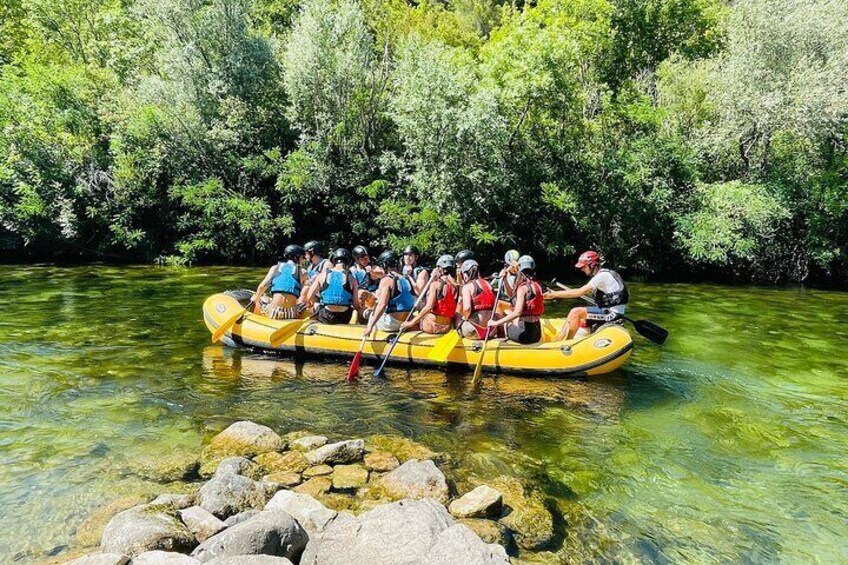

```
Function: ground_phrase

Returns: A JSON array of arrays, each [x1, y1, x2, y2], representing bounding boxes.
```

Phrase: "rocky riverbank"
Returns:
[[59, 421, 557, 564]]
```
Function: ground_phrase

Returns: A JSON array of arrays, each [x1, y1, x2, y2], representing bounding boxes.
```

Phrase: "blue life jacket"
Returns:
[[308, 258, 328, 283], [321, 270, 353, 307], [270, 261, 302, 296], [352, 267, 379, 292], [387, 273, 415, 313]]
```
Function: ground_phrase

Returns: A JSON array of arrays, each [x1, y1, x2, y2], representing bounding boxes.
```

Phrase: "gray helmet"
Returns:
[[352, 245, 369, 259], [460, 259, 479, 278], [284, 244, 305, 260], [518, 255, 535, 273], [436, 254, 456, 274], [504, 249, 520, 265], [331, 247, 352, 266]]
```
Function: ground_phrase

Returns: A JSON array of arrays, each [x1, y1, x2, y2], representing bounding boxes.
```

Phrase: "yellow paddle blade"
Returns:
[[471, 339, 489, 385], [211, 307, 248, 343], [427, 331, 462, 361], [269, 317, 312, 348]]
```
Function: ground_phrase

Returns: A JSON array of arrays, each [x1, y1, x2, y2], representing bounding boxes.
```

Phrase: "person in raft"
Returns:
[[488, 255, 545, 344], [400, 254, 458, 334], [495, 249, 521, 315], [454, 249, 475, 285], [363, 250, 417, 336], [544, 250, 629, 340], [401, 245, 429, 294], [252, 244, 308, 319], [304, 248, 361, 324], [457, 259, 496, 338], [350, 245, 381, 316]]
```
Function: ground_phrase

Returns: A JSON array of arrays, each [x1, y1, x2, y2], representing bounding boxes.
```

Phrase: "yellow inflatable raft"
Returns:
[[202, 291, 633, 377]]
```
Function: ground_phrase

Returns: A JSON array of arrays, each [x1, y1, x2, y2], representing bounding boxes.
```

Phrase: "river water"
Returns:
[[0, 265, 845, 563]]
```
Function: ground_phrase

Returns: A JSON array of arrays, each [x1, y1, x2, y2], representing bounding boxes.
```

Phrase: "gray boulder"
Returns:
[[378, 460, 449, 503], [290, 436, 328, 452], [224, 510, 259, 527], [300, 498, 508, 565], [448, 486, 503, 519], [190, 510, 307, 563], [214, 457, 262, 480], [264, 491, 337, 535], [198, 472, 278, 519], [204, 422, 284, 459], [206, 557, 293, 565], [131, 550, 201, 564], [178, 506, 226, 543], [65, 553, 129, 565], [100, 503, 196, 557], [305, 439, 364, 465]]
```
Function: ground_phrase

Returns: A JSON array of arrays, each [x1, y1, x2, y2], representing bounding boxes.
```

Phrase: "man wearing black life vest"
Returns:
[[544, 250, 629, 341]]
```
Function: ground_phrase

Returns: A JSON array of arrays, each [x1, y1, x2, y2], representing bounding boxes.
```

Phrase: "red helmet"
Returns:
[[575, 250, 600, 269]]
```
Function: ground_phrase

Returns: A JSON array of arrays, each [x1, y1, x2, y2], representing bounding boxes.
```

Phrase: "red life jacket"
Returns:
[[518, 279, 544, 317], [469, 278, 495, 313], [431, 278, 458, 318]]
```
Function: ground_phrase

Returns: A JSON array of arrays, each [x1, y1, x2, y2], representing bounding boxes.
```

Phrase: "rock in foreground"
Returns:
[[305, 439, 364, 465], [300, 498, 508, 565], [191, 509, 307, 563], [100, 503, 196, 556], [449, 485, 503, 519], [377, 459, 449, 503]]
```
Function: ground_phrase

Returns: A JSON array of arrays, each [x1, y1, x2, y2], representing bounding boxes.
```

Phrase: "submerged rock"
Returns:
[[458, 518, 511, 547], [190, 510, 307, 563], [151, 494, 197, 510], [255, 451, 310, 475], [491, 476, 554, 551], [178, 506, 226, 543], [449, 485, 503, 519], [299, 498, 508, 565], [290, 436, 328, 452], [305, 440, 364, 466], [363, 452, 399, 473], [65, 553, 130, 565], [201, 422, 284, 473], [366, 435, 441, 463], [377, 459, 449, 503], [100, 503, 196, 557], [331, 464, 369, 491], [76, 497, 148, 548], [132, 550, 201, 564], [198, 473, 277, 519], [131, 453, 200, 483]]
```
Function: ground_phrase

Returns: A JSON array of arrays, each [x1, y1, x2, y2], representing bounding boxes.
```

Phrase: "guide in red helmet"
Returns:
[[544, 250, 629, 341]]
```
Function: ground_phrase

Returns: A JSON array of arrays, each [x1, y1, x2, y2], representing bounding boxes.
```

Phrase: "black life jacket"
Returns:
[[593, 269, 629, 308]]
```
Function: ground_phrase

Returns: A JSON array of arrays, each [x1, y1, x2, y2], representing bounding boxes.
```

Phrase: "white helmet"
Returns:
[[518, 255, 535, 273]]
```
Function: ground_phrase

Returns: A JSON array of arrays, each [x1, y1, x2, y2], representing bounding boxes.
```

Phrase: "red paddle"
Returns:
[[347, 336, 367, 382]]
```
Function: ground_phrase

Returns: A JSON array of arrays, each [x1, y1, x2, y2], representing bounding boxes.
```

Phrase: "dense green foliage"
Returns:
[[1, 0, 845, 282]]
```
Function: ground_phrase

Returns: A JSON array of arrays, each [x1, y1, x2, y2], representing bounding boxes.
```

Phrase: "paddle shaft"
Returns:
[[372, 273, 437, 377], [471, 275, 502, 385], [212, 299, 255, 343]]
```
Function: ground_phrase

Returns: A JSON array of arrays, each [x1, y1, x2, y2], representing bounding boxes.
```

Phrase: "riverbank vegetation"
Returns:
[[1, 0, 846, 283]]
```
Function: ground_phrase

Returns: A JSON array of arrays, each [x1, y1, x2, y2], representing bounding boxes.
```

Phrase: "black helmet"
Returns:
[[376, 250, 399, 268], [455, 249, 475, 264], [352, 245, 369, 259], [304, 240, 322, 255], [284, 244, 305, 259], [403, 245, 420, 256], [436, 254, 456, 275], [332, 248, 352, 266]]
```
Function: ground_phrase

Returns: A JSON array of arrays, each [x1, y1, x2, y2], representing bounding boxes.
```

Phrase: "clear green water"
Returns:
[[1, 265, 846, 563]]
